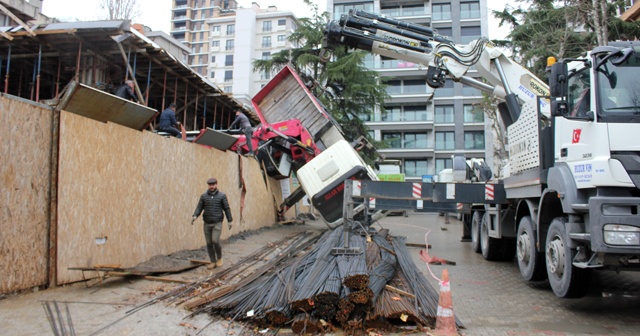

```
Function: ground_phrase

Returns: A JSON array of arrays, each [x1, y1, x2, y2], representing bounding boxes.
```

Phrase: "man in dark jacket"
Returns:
[[229, 110, 254, 156], [192, 177, 233, 268], [115, 80, 138, 102], [158, 103, 182, 138]]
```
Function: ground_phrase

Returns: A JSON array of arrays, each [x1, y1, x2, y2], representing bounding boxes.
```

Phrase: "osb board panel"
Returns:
[[56, 112, 279, 284], [0, 95, 52, 293]]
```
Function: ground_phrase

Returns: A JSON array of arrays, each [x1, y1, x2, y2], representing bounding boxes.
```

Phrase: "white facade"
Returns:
[[205, 5, 298, 106]]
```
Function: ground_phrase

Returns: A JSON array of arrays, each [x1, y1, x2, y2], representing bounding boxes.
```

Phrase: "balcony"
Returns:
[[262, 43, 272, 48], [174, 5, 189, 10], [380, 7, 430, 18], [172, 15, 189, 22], [377, 59, 420, 70]]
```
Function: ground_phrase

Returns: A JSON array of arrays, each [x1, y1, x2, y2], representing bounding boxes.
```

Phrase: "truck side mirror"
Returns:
[[549, 62, 568, 117]]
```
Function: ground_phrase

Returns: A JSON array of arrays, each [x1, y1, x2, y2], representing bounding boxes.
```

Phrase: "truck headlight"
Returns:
[[604, 224, 640, 245]]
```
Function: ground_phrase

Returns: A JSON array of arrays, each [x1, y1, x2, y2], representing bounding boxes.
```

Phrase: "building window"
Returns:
[[461, 2, 481, 19], [210, 71, 215, 78], [462, 80, 482, 96], [335, 3, 374, 20], [225, 54, 233, 66], [226, 24, 235, 35], [211, 40, 220, 47], [463, 105, 484, 123], [435, 158, 452, 174], [436, 27, 452, 40], [461, 26, 482, 44], [404, 159, 429, 177], [386, 80, 401, 95], [261, 70, 271, 80], [434, 79, 454, 97], [225, 39, 234, 51], [278, 19, 286, 26], [277, 35, 286, 42], [435, 105, 454, 123], [405, 105, 431, 121], [404, 132, 428, 149], [263, 20, 272, 32], [403, 79, 427, 94], [262, 51, 271, 60], [224, 70, 233, 82], [224, 86, 232, 92], [382, 132, 402, 148], [432, 4, 451, 21], [464, 131, 485, 149], [435, 132, 455, 150], [211, 55, 216, 63], [262, 36, 271, 48]]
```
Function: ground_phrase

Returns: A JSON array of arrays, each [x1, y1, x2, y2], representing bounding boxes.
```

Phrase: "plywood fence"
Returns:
[[56, 111, 282, 284], [0, 95, 53, 293], [1, 94, 284, 291]]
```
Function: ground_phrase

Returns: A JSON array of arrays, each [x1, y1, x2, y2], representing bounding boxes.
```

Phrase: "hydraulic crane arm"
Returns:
[[321, 10, 550, 125]]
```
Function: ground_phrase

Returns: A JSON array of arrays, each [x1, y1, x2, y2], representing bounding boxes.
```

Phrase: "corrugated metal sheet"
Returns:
[[44, 21, 127, 31], [58, 81, 157, 131], [194, 127, 238, 151], [252, 66, 343, 145]]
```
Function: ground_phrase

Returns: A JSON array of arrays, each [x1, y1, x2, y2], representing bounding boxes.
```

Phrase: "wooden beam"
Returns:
[[0, 30, 13, 41], [115, 41, 145, 103], [385, 285, 416, 299], [0, 3, 36, 37]]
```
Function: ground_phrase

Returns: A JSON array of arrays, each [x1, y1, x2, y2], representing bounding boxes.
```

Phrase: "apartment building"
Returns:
[[170, 0, 298, 105], [328, 0, 491, 181]]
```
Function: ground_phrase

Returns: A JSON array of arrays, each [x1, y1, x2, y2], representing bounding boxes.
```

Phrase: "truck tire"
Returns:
[[517, 216, 547, 281], [471, 211, 483, 253], [545, 217, 590, 298], [481, 212, 501, 261]]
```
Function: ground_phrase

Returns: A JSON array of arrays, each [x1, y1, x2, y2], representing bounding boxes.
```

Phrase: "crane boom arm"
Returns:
[[322, 10, 550, 124]]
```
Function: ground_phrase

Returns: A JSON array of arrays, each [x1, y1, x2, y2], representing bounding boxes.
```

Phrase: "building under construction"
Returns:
[[0, 1, 257, 130]]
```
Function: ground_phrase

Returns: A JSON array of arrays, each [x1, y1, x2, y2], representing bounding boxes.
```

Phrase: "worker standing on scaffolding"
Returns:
[[115, 80, 138, 103]]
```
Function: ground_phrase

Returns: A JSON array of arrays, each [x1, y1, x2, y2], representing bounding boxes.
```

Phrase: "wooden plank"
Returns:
[[106, 272, 191, 284], [0, 96, 52, 294], [385, 285, 416, 299]]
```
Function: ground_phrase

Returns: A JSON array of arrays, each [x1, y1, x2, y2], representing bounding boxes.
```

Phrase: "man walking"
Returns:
[[192, 178, 233, 268], [158, 103, 182, 138], [115, 80, 138, 102], [229, 110, 254, 156]]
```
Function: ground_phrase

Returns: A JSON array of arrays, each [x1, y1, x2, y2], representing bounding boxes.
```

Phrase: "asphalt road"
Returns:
[[379, 212, 640, 336]]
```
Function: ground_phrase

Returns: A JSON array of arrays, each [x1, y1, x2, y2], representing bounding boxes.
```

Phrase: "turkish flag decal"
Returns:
[[572, 129, 582, 144]]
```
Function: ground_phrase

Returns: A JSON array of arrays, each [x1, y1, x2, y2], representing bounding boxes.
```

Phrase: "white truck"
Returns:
[[295, 9, 640, 298]]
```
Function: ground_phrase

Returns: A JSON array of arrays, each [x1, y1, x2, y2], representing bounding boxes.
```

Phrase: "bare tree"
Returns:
[[99, 0, 141, 21]]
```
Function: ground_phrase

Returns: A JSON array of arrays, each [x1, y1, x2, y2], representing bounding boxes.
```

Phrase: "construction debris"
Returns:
[[145, 227, 462, 335]]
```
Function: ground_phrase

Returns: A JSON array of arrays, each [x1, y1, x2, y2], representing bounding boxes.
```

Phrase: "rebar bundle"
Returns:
[[337, 234, 369, 290], [291, 313, 323, 334], [290, 228, 343, 312], [392, 236, 464, 328], [368, 235, 397, 302], [313, 259, 341, 320]]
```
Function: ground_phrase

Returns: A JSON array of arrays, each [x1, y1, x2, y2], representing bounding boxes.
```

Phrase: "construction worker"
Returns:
[[115, 80, 138, 102], [192, 178, 233, 268], [229, 110, 254, 156], [158, 103, 182, 138]]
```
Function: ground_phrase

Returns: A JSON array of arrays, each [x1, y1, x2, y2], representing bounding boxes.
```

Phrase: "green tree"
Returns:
[[252, 0, 388, 152], [493, 0, 640, 79]]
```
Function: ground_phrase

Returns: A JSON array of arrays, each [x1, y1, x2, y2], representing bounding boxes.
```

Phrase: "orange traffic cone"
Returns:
[[433, 269, 457, 336]]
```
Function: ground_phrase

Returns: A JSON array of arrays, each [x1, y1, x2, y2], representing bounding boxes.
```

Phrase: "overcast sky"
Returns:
[[41, 0, 514, 39]]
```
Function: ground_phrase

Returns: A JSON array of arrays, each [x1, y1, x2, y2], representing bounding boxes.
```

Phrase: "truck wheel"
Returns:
[[471, 211, 483, 253], [517, 216, 547, 281], [481, 212, 501, 261], [545, 217, 590, 298]]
